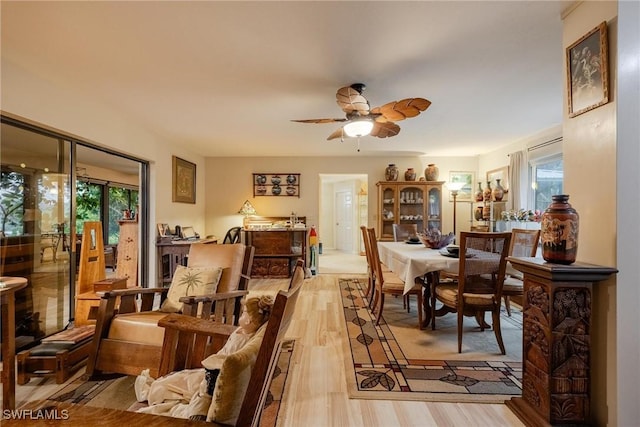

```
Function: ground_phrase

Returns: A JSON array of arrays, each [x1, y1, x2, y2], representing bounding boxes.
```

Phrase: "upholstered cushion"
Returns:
[[206, 324, 266, 424], [108, 311, 169, 345], [159, 265, 223, 313], [502, 276, 524, 293]]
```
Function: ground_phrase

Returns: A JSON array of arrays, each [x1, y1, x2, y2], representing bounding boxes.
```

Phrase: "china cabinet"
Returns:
[[376, 181, 444, 241]]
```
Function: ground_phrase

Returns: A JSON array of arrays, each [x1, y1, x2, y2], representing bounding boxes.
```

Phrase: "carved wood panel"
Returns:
[[523, 278, 592, 424]]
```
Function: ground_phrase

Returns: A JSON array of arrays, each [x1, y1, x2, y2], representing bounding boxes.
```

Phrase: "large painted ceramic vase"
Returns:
[[385, 164, 399, 181], [424, 164, 439, 181], [541, 194, 579, 264]]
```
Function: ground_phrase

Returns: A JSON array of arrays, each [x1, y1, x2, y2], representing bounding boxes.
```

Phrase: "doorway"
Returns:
[[318, 174, 368, 256]]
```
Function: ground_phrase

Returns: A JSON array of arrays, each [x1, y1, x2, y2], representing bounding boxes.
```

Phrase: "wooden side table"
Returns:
[[505, 257, 617, 426], [0, 276, 28, 410]]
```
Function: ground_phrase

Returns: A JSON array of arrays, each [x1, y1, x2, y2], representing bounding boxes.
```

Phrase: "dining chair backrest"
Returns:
[[366, 227, 385, 282], [509, 228, 541, 257], [392, 223, 418, 242], [458, 231, 512, 294], [360, 225, 373, 266]]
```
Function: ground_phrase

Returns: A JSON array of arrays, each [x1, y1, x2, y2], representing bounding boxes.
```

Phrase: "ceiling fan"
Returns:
[[292, 83, 431, 148]]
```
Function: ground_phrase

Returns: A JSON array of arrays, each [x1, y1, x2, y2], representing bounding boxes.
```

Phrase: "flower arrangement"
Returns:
[[501, 209, 543, 222]]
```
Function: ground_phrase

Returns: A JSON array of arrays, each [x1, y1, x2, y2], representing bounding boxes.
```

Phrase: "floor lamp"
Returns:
[[448, 181, 466, 242]]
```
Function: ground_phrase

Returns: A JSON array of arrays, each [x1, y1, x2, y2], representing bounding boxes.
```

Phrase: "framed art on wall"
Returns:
[[172, 156, 196, 203], [448, 171, 474, 202], [566, 21, 609, 117]]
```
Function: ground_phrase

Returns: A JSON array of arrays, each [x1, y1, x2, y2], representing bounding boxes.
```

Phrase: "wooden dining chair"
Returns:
[[360, 225, 391, 309], [431, 231, 512, 353], [392, 223, 418, 242], [502, 228, 540, 315], [367, 227, 423, 329]]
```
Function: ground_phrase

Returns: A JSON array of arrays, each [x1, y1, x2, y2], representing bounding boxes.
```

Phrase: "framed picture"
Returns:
[[566, 21, 609, 117], [172, 156, 196, 203], [486, 166, 509, 202], [448, 171, 474, 202], [157, 223, 170, 237]]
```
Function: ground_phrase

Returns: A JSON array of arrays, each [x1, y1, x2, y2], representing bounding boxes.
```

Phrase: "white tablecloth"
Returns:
[[377, 242, 459, 294]]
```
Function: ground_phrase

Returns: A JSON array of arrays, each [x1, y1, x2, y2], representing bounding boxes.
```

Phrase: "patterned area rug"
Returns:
[[22, 341, 295, 426], [340, 278, 522, 403]]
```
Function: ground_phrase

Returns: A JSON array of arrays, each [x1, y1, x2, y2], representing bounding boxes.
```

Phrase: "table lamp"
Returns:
[[238, 200, 257, 229], [448, 181, 466, 240]]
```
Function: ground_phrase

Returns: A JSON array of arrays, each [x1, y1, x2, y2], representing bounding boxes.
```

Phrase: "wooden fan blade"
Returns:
[[291, 118, 347, 124], [326, 127, 344, 140], [336, 86, 370, 116], [371, 98, 431, 122], [371, 121, 400, 138]]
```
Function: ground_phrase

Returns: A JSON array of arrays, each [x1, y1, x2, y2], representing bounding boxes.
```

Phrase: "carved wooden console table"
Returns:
[[505, 257, 617, 426]]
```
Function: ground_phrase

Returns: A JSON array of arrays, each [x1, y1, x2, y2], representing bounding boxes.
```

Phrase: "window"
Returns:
[[527, 136, 563, 212], [108, 185, 139, 244], [531, 156, 563, 212]]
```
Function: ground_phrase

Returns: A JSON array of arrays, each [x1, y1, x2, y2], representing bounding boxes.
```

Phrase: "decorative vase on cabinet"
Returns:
[[541, 194, 579, 264], [404, 168, 416, 181], [492, 179, 505, 202], [474, 183, 484, 202], [424, 164, 439, 181], [385, 164, 399, 181]]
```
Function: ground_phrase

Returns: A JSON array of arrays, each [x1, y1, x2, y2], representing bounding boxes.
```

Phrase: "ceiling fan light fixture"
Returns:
[[343, 119, 374, 138]]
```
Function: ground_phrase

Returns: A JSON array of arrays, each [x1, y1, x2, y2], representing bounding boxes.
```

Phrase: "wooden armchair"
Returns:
[[86, 243, 254, 378], [502, 228, 540, 315], [156, 262, 304, 426]]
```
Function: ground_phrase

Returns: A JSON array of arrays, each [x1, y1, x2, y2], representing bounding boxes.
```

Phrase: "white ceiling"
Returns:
[[1, 1, 569, 158]]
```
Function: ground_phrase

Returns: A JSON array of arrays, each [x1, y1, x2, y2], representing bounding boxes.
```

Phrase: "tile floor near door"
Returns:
[[317, 248, 367, 275]]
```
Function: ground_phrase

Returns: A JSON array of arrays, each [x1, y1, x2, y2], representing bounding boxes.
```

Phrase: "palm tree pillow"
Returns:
[[160, 265, 223, 313]]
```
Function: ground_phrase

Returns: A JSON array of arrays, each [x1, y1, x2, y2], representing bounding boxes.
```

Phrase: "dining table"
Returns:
[[0, 276, 28, 410], [377, 241, 460, 328], [377, 241, 501, 329]]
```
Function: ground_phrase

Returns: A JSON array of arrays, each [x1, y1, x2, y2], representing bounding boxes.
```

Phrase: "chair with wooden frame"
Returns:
[[431, 231, 512, 353], [392, 223, 419, 242], [367, 227, 423, 329], [157, 263, 304, 427], [86, 243, 254, 379], [502, 228, 540, 316]]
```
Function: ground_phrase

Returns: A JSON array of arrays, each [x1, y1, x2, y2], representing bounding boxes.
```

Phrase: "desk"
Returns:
[[0, 276, 28, 410]]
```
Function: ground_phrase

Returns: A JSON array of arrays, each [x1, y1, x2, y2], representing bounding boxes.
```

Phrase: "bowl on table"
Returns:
[[417, 232, 455, 249], [445, 244, 460, 256]]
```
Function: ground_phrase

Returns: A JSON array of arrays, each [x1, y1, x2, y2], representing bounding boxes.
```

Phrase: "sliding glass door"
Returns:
[[1, 117, 148, 351]]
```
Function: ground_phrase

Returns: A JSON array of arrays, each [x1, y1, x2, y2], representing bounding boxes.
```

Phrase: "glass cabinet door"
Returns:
[[379, 184, 397, 240], [398, 185, 425, 233], [427, 186, 442, 231]]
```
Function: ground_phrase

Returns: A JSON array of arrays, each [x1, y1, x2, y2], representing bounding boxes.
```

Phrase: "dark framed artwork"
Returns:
[[172, 156, 196, 203], [566, 21, 609, 117]]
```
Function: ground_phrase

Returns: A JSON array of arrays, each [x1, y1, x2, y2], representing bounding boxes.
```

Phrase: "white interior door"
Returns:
[[335, 190, 354, 252]]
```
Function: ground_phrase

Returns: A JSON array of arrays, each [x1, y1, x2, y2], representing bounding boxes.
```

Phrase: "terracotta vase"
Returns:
[[424, 164, 439, 181], [483, 181, 493, 202], [404, 168, 416, 181], [474, 182, 484, 202], [492, 179, 504, 202], [474, 206, 484, 221], [541, 194, 579, 264], [385, 164, 399, 181]]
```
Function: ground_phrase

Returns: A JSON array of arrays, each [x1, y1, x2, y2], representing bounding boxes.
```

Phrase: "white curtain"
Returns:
[[508, 150, 527, 210]]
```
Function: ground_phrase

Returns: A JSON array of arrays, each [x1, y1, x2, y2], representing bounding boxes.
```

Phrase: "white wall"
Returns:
[[616, 1, 639, 425], [1, 60, 206, 284]]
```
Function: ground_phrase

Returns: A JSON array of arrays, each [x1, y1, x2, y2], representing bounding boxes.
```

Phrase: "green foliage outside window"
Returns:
[[0, 170, 25, 236]]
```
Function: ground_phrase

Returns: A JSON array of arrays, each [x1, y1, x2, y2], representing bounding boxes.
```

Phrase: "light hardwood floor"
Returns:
[[251, 274, 525, 427], [10, 272, 524, 426]]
